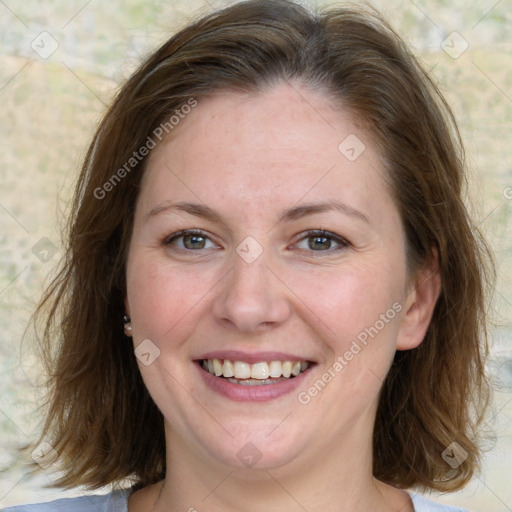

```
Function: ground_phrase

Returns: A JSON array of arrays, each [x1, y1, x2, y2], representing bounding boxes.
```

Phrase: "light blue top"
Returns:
[[0, 489, 471, 511]]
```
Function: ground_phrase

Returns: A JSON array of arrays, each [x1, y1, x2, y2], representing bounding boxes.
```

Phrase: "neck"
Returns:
[[149, 415, 411, 512]]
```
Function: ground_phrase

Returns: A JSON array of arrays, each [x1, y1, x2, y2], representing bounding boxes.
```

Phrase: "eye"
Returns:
[[163, 229, 219, 251], [294, 230, 349, 252]]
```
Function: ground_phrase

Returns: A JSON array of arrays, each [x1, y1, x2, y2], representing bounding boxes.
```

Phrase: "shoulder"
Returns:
[[409, 492, 471, 512], [0, 489, 130, 512]]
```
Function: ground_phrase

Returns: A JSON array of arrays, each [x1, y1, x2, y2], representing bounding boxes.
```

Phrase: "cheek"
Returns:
[[126, 251, 217, 344], [287, 258, 405, 398], [295, 261, 403, 342], [290, 264, 404, 418]]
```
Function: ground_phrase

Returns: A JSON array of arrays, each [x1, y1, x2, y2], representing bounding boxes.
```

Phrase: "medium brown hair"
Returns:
[[30, 0, 493, 493]]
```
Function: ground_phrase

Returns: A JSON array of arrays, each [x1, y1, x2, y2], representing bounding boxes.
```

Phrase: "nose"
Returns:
[[211, 250, 291, 333]]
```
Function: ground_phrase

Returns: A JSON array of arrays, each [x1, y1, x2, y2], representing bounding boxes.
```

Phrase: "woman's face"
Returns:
[[125, 82, 420, 473]]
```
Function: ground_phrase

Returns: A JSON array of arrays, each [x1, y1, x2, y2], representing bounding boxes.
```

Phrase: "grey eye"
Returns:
[[165, 230, 217, 251], [295, 230, 348, 252]]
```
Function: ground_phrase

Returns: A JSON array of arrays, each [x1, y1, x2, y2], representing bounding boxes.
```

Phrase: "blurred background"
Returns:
[[0, 0, 511, 510]]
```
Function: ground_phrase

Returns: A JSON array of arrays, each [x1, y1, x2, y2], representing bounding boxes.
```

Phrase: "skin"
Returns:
[[124, 82, 441, 512]]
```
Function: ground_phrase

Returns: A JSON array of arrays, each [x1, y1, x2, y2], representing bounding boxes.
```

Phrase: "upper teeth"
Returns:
[[202, 359, 309, 379]]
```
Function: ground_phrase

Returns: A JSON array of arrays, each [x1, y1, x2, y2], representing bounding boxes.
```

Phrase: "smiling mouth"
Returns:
[[197, 358, 312, 386]]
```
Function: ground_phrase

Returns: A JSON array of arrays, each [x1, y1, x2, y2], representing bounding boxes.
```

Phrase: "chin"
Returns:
[[199, 423, 310, 472]]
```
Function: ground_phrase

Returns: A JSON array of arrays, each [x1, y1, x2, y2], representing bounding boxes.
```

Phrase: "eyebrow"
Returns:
[[278, 200, 369, 224], [144, 200, 369, 225], [144, 201, 224, 224]]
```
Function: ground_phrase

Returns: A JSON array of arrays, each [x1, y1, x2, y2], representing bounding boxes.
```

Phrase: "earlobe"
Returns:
[[123, 297, 133, 337], [396, 250, 442, 351]]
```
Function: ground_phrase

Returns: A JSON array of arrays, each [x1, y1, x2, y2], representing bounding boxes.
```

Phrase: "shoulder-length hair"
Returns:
[[30, 0, 493, 493]]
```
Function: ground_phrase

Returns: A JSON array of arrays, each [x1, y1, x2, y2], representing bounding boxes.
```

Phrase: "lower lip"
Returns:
[[195, 362, 313, 402]]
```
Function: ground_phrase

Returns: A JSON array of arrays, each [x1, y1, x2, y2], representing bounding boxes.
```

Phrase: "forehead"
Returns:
[[139, 82, 393, 224]]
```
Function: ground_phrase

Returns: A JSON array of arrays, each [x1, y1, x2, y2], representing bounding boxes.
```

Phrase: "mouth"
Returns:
[[195, 358, 314, 386]]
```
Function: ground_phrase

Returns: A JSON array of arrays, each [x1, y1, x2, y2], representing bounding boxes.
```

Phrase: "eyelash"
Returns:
[[163, 229, 218, 252], [295, 229, 350, 253], [162, 229, 350, 254]]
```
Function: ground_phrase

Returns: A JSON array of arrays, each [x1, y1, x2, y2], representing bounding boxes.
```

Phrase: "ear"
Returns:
[[396, 249, 441, 351], [124, 297, 130, 316]]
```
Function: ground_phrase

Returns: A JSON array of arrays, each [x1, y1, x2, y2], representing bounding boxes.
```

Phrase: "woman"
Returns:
[[3, 0, 493, 510]]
